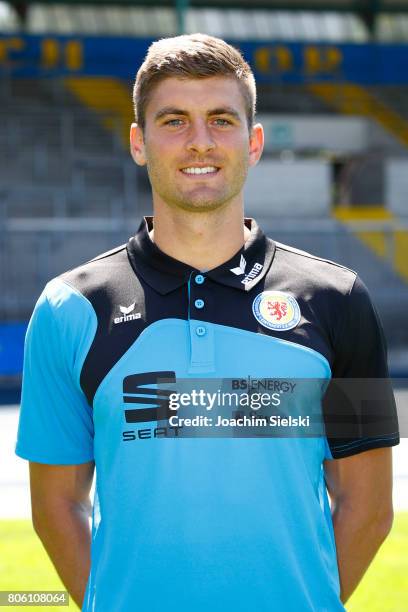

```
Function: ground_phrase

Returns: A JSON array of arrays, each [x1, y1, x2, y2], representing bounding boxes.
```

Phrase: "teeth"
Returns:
[[182, 166, 218, 175]]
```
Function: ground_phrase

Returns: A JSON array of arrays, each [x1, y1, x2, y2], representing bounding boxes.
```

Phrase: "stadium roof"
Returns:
[[6, 1, 408, 37], [5, 1, 408, 12]]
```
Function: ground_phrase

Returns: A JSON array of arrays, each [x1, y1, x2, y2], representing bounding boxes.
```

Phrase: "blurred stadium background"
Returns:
[[1, 1, 408, 390]]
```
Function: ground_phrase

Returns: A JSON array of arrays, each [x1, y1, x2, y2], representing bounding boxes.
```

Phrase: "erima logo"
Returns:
[[241, 262, 263, 285], [114, 302, 141, 325], [230, 256, 263, 285], [230, 254, 247, 276], [120, 303, 135, 315]]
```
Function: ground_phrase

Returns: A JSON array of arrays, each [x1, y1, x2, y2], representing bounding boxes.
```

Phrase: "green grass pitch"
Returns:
[[0, 514, 407, 611]]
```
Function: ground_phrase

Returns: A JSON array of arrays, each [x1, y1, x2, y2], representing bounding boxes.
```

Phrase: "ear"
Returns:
[[130, 123, 146, 166], [248, 123, 264, 168]]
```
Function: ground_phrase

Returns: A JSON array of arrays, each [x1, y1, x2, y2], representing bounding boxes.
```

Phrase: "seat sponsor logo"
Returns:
[[122, 371, 181, 441], [122, 370, 176, 423], [114, 302, 141, 324], [252, 291, 301, 331]]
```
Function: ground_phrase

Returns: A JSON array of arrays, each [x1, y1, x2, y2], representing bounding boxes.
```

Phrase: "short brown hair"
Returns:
[[133, 33, 256, 130]]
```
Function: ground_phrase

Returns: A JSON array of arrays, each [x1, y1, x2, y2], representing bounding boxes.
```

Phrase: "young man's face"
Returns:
[[131, 76, 263, 213]]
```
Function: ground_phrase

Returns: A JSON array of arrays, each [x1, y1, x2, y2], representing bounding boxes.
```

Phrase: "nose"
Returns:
[[186, 119, 215, 154]]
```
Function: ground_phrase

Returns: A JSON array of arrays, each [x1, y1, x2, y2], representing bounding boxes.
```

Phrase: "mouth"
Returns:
[[180, 166, 220, 177]]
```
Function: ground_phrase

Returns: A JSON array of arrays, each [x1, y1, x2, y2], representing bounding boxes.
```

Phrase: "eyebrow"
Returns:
[[154, 106, 242, 122]]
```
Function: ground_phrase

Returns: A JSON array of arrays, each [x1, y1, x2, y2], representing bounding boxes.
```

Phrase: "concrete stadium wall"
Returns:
[[244, 160, 331, 216], [386, 160, 408, 215], [259, 115, 368, 153]]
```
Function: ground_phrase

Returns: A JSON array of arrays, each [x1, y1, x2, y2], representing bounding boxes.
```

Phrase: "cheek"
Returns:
[[228, 141, 251, 168], [221, 132, 250, 154], [146, 139, 181, 170]]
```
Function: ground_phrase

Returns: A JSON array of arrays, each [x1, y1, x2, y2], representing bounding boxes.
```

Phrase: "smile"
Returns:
[[181, 166, 219, 175]]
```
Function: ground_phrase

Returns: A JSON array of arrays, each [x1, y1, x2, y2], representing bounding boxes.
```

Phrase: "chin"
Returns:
[[175, 199, 229, 213], [174, 189, 233, 213]]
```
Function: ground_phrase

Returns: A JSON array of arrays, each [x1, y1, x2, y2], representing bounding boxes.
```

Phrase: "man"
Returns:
[[16, 34, 399, 611]]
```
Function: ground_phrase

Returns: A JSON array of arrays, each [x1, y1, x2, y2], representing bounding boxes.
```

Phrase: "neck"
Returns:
[[149, 198, 250, 271]]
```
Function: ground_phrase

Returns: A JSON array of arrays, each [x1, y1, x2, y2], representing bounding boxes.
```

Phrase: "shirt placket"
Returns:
[[187, 272, 215, 374]]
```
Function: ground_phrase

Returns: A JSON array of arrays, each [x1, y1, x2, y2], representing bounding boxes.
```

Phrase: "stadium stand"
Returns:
[[0, 77, 143, 219], [1, 1, 408, 383]]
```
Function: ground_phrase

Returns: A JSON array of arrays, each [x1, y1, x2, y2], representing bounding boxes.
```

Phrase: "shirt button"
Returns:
[[196, 326, 206, 337], [194, 299, 205, 309], [195, 274, 205, 285]]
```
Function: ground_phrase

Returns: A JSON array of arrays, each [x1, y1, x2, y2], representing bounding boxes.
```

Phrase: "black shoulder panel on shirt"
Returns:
[[270, 246, 399, 458], [273, 241, 357, 276], [60, 246, 147, 406], [265, 243, 358, 364]]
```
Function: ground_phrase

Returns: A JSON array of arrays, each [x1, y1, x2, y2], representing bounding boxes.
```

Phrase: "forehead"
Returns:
[[144, 76, 247, 118]]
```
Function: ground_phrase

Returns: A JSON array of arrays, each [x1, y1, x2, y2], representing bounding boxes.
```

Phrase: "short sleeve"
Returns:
[[15, 280, 97, 464], [323, 275, 400, 459]]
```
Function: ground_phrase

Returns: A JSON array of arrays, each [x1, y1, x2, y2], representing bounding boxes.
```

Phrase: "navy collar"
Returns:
[[127, 216, 275, 295]]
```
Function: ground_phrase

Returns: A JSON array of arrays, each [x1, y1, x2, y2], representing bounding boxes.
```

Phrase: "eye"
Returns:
[[212, 118, 232, 126], [164, 118, 184, 127]]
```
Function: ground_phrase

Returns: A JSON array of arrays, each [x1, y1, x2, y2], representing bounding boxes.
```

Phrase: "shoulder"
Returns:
[[39, 242, 145, 335], [34, 243, 128, 328], [271, 239, 358, 298], [58, 243, 129, 297], [38, 242, 129, 306], [266, 239, 377, 354]]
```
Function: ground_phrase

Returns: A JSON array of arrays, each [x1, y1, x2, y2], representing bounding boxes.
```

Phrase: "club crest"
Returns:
[[252, 291, 301, 331]]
